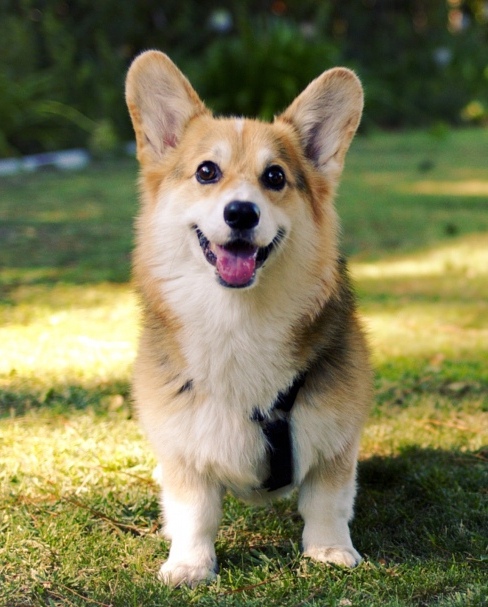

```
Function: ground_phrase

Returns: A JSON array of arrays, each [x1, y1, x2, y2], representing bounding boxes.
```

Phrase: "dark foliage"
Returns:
[[0, 0, 486, 156]]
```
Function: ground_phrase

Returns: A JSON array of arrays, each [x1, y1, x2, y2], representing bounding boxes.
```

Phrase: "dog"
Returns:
[[125, 50, 372, 587]]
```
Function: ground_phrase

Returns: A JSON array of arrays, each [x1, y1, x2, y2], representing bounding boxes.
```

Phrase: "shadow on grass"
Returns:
[[217, 448, 487, 570], [354, 446, 487, 564], [0, 159, 138, 298], [0, 381, 132, 419]]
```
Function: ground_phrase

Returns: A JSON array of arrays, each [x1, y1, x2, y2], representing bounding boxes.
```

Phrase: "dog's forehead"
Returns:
[[187, 116, 295, 167]]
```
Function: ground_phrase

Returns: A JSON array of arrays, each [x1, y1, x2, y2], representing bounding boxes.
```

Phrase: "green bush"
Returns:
[[0, 6, 110, 155], [185, 19, 339, 120], [0, 0, 225, 156]]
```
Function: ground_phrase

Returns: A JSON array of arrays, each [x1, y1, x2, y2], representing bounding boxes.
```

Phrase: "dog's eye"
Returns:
[[196, 161, 222, 184], [262, 165, 286, 191]]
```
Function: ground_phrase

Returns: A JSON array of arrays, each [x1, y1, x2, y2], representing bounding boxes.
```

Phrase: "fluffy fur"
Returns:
[[126, 50, 372, 587]]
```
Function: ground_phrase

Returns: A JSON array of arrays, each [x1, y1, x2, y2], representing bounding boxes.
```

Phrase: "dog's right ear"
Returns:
[[125, 51, 208, 164], [278, 68, 363, 186]]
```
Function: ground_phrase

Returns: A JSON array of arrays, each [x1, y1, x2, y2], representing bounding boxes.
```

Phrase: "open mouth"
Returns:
[[194, 227, 284, 288]]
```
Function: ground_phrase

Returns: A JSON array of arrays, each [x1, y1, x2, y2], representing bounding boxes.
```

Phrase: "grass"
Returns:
[[1, 128, 487, 607]]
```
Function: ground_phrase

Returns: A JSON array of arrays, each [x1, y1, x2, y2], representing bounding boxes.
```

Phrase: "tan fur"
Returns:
[[126, 50, 372, 587]]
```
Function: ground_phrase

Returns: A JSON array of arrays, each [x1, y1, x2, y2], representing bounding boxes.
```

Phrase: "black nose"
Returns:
[[224, 201, 260, 230]]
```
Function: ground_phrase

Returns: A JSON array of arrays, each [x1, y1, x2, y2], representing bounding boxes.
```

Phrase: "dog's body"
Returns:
[[126, 51, 372, 587]]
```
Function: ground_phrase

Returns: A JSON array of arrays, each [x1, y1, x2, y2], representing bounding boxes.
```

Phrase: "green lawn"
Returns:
[[1, 129, 487, 606]]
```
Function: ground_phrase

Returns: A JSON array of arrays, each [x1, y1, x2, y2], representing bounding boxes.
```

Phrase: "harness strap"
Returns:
[[252, 372, 307, 492]]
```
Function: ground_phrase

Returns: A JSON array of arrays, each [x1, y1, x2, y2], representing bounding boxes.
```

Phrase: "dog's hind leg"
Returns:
[[158, 473, 224, 587], [298, 456, 362, 568]]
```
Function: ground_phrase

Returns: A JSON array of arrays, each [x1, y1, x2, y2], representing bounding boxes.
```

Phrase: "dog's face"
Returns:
[[126, 52, 363, 294], [153, 116, 310, 289]]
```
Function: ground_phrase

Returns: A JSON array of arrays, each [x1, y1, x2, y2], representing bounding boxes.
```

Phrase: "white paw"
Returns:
[[304, 545, 362, 568], [158, 559, 218, 587]]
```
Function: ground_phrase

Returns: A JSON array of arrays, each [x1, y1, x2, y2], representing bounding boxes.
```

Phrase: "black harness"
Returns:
[[251, 372, 307, 492]]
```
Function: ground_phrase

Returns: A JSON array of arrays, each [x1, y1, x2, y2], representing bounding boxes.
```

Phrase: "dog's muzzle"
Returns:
[[194, 201, 284, 289]]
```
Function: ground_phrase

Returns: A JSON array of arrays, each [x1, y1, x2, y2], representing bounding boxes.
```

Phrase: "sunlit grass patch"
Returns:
[[362, 395, 487, 457], [3, 410, 151, 499], [353, 233, 488, 286], [0, 282, 138, 416], [403, 179, 488, 197], [2, 284, 137, 374], [351, 234, 488, 391]]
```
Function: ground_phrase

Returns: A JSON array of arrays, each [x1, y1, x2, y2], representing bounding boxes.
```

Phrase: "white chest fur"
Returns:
[[166, 269, 303, 413]]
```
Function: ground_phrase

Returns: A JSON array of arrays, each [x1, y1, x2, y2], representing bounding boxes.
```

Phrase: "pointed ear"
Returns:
[[125, 50, 208, 163], [278, 68, 363, 183]]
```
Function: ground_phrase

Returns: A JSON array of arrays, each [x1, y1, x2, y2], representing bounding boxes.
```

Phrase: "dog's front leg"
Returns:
[[158, 472, 224, 587], [298, 461, 362, 568]]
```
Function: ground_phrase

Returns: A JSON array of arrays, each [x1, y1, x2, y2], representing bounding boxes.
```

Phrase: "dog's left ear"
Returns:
[[278, 68, 363, 183]]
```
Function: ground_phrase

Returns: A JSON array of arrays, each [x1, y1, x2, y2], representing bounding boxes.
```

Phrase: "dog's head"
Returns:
[[126, 51, 363, 293]]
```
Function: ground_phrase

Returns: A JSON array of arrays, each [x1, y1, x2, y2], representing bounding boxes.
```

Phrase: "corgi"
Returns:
[[125, 50, 372, 587]]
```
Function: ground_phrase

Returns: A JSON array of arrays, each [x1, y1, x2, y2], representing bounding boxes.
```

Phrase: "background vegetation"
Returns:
[[1, 129, 487, 606], [0, 0, 487, 156]]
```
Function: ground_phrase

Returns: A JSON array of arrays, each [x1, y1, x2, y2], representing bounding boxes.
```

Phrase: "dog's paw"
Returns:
[[304, 545, 362, 568], [158, 559, 218, 588]]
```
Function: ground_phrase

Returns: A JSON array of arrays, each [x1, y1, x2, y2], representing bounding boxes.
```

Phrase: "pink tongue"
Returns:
[[214, 245, 257, 286]]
